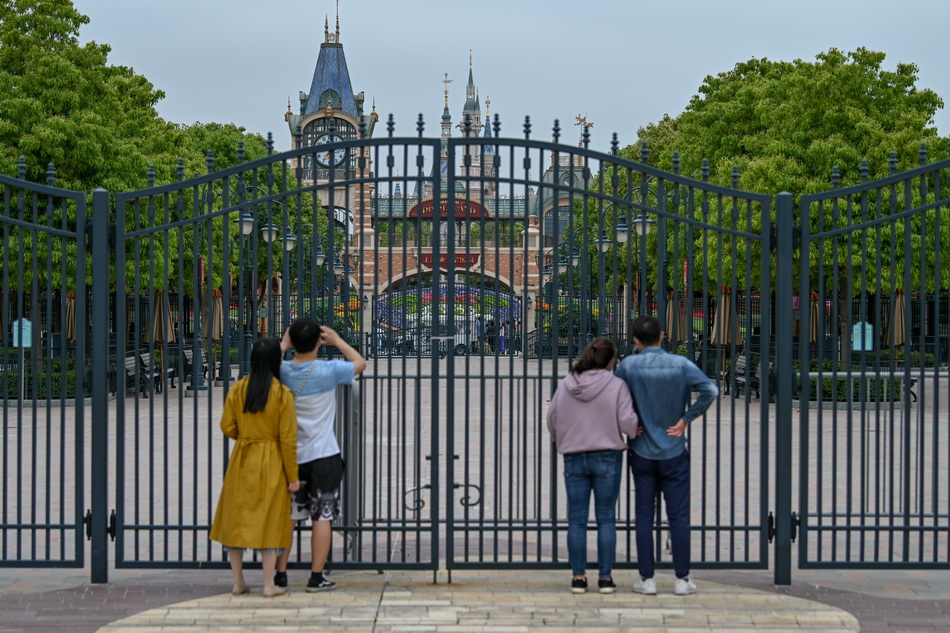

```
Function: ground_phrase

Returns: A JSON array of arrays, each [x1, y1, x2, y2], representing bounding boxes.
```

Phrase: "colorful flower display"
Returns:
[[375, 283, 522, 328]]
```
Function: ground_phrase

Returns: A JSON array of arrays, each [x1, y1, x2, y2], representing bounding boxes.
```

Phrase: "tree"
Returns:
[[0, 1, 300, 293], [615, 48, 948, 292]]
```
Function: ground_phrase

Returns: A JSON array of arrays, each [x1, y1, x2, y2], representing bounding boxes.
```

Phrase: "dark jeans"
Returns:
[[629, 448, 691, 580], [563, 449, 624, 577]]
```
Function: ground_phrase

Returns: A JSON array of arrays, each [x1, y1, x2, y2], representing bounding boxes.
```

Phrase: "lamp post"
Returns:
[[234, 206, 294, 375]]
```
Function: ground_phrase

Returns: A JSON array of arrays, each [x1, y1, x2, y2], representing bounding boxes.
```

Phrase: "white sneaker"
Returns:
[[633, 577, 657, 595], [674, 577, 697, 595]]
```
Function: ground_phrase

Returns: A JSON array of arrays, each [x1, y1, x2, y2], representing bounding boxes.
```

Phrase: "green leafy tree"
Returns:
[[613, 48, 947, 292]]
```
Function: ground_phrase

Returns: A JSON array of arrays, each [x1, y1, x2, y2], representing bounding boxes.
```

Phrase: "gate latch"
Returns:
[[767, 511, 775, 543], [791, 512, 800, 543], [108, 510, 117, 541], [84, 510, 92, 541]]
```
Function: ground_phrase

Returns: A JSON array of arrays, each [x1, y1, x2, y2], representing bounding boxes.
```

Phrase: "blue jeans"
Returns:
[[629, 448, 691, 579], [563, 449, 624, 577]]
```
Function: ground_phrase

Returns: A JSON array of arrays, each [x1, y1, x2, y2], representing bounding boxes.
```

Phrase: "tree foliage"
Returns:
[[608, 48, 948, 292], [628, 48, 944, 192]]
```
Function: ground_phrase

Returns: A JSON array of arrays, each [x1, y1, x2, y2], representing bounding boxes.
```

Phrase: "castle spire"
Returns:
[[335, 0, 340, 41]]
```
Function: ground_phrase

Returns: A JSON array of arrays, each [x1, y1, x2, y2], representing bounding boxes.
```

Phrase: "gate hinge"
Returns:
[[767, 511, 775, 543], [84, 509, 92, 541], [791, 511, 800, 543], [108, 509, 117, 541]]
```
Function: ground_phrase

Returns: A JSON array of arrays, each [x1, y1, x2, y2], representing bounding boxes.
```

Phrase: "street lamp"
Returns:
[[233, 203, 295, 375]]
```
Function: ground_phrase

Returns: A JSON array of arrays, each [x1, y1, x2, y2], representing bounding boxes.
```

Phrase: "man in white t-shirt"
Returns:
[[274, 318, 366, 592]]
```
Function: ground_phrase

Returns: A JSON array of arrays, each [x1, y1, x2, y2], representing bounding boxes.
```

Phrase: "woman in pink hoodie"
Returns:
[[546, 338, 639, 594]]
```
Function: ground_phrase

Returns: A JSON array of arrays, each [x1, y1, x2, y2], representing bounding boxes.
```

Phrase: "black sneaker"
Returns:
[[306, 577, 337, 593], [598, 578, 617, 594], [571, 577, 588, 594], [274, 572, 288, 588]]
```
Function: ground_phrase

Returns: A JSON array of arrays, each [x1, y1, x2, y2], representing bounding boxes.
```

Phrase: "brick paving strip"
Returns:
[[2, 567, 949, 632], [31, 569, 855, 633]]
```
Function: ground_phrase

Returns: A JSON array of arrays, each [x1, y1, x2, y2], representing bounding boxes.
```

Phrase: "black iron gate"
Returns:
[[0, 168, 87, 569], [2, 125, 948, 584], [792, 156, 950, 570]]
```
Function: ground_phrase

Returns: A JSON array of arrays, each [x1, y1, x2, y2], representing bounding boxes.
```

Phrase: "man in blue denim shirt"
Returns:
[[615, 316, 718, 596]]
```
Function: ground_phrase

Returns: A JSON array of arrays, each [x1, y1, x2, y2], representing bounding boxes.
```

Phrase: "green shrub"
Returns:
[[2, 370, 79, 399]]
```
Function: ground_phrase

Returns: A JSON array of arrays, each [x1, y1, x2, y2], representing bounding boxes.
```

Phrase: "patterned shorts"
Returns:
[[291, 453, 344, 522]]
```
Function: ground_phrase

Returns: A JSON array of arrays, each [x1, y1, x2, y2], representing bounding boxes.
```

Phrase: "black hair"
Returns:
[[244, 337, 282, 413], [288, 317, 323, 354], [572, 337, 617, 374], [633, 315, 662, 346]]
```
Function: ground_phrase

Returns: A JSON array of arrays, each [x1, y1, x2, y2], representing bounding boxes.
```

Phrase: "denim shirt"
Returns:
[[615, 347, 718, 461]]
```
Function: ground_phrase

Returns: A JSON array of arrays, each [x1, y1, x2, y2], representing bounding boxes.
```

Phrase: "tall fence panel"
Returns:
[[797, 156, 950, 569], [0, 171, 87, 569]]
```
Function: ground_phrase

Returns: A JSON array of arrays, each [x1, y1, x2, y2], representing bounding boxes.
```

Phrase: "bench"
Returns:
[[124, 356, 160, 398], [735, 359, 773, 400], [724, 354, 750, 395], [180, 348, 212, 384], [140, 353, 176, 391]]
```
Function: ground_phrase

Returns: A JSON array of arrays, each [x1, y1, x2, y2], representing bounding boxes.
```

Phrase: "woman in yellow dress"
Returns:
[[210, 338, 300, 597]]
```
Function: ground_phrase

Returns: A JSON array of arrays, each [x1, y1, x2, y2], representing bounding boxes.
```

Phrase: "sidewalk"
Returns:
[[1, 566, 949, 632]]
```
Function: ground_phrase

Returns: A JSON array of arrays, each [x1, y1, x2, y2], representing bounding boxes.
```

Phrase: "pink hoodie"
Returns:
[[546, 369, 639, 454]]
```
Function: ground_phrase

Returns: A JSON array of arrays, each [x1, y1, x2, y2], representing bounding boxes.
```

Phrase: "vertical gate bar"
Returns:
[[773, 191, 794, 585], [90, 188, 111, 583]]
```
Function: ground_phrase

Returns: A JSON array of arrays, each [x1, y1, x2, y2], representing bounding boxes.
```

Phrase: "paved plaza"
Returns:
[[2, 358, 949, 631]]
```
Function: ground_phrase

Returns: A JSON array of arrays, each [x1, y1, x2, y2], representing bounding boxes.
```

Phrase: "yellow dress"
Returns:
[[210, 376, 299, 550]]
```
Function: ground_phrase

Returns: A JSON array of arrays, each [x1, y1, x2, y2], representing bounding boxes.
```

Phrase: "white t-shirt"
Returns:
[[280, 359, 355, 464]]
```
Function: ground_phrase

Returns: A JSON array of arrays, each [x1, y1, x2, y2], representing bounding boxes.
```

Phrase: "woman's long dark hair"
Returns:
[[572, 337, 617, 374], [244, 338, 282, 413]]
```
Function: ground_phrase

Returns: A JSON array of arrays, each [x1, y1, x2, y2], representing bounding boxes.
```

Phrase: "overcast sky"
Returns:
[[73, 0, 950, 157]]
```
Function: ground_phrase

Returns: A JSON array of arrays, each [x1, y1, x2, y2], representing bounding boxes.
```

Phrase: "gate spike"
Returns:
[[610, 132, 619, 156], [831, 165, 840, 188], [640, 141, 650, 165], [358, 114, 368, 138], [266, 132, 274, 155], [237, 140, 245, 164], [701, 158, 709, 182], [46, 162, 55, 186], [552, 119, 560, 143], [672, 151, 680, 175], [919, 142, 928, 166], [463, 114, 473, 136], [387, 114, 395, 137], [731, 165, 740, 188], [176, 158, 185, 182], [581, 125, 591, 150], [328, 118, 337, 134], [147, 164, 155, 187], [523, 116, 531, 140], [206, 150, 215, 173], [860, 159, 869, 183], [416, 113, 425, 137], [17, 156, 26, 180], [889, 151, 898, 175], [293, 124, 302, 150], [492, 113, 501, 137]]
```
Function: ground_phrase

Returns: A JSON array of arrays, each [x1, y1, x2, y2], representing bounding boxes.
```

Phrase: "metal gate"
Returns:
[[3, 123, 948, 584], [792, 154, 950, 570], [0, 167, 87, 569]]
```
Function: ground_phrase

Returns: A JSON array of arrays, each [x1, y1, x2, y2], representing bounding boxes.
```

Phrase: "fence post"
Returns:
[[773, 191, 794, 585], [90, 188, 110, 583]]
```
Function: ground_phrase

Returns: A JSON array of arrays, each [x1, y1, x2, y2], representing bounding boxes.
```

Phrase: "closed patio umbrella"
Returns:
[[665, 290, 687, 348], [201, 289, 225, 342], [710, 284, 740, 393], [886, 289, 906, 351], [148, 291, 176, 345], [65, 291, 77, 342], [808, 291, 821, 344]]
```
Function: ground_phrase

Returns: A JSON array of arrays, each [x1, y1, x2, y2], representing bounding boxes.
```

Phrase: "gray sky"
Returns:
[[74, 0, 950, 156]]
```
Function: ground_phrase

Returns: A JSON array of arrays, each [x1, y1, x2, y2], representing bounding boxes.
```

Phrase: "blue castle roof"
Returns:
[[304, 43, 358, 117]]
